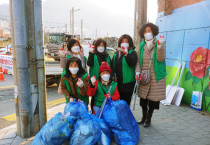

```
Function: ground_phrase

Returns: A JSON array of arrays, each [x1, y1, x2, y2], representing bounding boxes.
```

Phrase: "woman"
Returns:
[[60, 38, 87, 69], [112, 34, 137, 105], [136, 23, 166, 127], [58, 57, 90, 104], [87, 62, 120, 116], [87, 38, 111, 79]]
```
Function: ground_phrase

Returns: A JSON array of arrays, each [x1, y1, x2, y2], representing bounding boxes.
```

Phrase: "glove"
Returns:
[[76, 78, 84, 87], [136, 72, 141, 84], [69, 98, 74, 102], [59, 49, 66, 57], [104, 93, 110, 99], [158, 36, 164, 48], [89, 47, 95, 53], [122, 46, 128, 56], [90, 75, 96, 86]]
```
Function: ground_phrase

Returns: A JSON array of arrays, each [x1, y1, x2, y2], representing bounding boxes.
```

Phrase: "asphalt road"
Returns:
[[0, 74, 64, 118]]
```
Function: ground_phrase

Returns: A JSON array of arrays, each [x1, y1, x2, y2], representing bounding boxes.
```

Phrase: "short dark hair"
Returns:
[[139, 23, 159, 38], [65, 57, 86, 78], [118, 34, 134, 50], [94, 38, 107, 52], [67, 38, 82, 51]]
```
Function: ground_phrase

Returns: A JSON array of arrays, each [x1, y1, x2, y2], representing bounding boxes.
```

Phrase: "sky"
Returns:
[[0, 0, 158, 39]]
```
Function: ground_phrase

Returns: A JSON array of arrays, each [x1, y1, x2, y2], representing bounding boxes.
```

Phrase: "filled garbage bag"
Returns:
[[33, 112, 76, 145], [102, 99, 140, 145], [70, 113, 101, 145], [93, 116, 111, 145], [64, 101, 88, 117]]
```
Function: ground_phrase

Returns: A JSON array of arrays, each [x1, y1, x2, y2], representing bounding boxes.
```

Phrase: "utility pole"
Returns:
[[70, 10, 71, 34], [134, 0, 147, 51], [10, 0, 46, 138], [96, 29, 97, 39], [72, 7, 74, 37], [11, 0, 32, 138], [81, 19, 83, 41], [65, 24, 67, 33]]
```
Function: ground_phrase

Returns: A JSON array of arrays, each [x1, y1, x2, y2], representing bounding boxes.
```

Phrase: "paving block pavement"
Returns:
[[0, 97, 210, 145]]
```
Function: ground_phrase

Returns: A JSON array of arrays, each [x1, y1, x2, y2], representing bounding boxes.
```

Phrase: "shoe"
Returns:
[[143, 109, 154, 128], [137, 108, 147, 125]]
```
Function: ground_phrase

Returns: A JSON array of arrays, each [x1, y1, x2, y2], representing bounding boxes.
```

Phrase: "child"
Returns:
[[87, 62, 120, 116], [58, 57, 89, 104]]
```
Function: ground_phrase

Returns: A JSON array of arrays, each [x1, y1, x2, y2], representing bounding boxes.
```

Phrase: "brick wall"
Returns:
[[158, 0, 204, 15]]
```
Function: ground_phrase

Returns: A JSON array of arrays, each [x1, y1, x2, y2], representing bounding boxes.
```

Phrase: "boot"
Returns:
[[137, 108, 147, 125], [143, 109, 154, 128]]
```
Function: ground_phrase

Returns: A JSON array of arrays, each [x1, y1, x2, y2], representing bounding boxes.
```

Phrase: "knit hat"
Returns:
[[99, 62, 111, 74]]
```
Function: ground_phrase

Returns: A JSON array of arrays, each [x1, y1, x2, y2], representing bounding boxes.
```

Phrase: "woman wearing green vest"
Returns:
[[136, 23, 166, 127], [60, 38, 87, 69], [87, 62, 120, 116], [58, 57, 90, 104], [87, 38, 111, 79], [112, 34, 137, 105]]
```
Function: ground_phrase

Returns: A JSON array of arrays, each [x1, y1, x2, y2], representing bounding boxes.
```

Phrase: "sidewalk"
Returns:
[[0, 98, 210, 145]]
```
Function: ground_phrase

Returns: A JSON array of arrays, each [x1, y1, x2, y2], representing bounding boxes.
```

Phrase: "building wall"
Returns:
[[156, 0, 210, 112]]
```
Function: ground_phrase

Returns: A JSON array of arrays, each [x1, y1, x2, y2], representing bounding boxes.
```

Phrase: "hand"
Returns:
[[122, 46, 128, 56], [158, 36, 164, 47], [136, 72, 141, 84], [104, 93, 110, 99], [76, 78, 84, 87], [90, 75, 96, 86], [60, 50, 66, 57], [89, 47, 95, 53], [69, 98, 74, 102]]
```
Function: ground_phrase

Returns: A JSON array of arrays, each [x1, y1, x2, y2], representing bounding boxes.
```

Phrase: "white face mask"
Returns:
[[69, 67, 79, 74], [144, 33, 153, 41], [121, 43, 129, 49], [71, 46, 80, 53], [97, 47, 105, 53], [101, 74, 110, 82]]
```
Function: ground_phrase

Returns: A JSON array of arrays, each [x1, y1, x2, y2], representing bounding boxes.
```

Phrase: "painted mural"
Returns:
[[156, 0, 210, 112]]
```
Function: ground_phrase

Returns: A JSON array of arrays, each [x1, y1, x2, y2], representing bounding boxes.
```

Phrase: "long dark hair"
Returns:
[[94, 38, 107, 53], [64, 57, 86, 78], [118, 34, 134, 50], [67, 38, 82, 51]]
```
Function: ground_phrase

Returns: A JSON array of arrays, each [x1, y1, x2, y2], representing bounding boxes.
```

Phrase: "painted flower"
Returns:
[[189, 47, 207, 78]]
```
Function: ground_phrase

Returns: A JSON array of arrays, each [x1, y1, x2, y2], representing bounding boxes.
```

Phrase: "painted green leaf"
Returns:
[[185, 71, 192, 80], [203, 86, 210, 97], [192, 76, 201, 84], [204, 66, 210, 79]]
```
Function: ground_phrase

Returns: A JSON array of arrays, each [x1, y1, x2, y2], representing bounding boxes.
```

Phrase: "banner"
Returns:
[[0, 55, 13, 75]]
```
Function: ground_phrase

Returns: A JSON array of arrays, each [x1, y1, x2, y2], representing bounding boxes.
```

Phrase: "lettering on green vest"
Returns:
[[61, 72, 89, 104], [113, 50, 136, 83], [94, 81, 117, 107], [89, 54, 111, 79], [139, 41, 167, 82]]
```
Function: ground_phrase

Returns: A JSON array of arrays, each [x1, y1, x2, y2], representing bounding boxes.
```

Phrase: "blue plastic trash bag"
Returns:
[[32, 112, 75, 145], [70, 113, 101, 145], [64, 101, 88, 117], [93, 115, 111, 145], [102, 99, 140, 145]]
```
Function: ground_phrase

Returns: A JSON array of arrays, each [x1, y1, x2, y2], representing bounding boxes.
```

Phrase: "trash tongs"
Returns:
[[130, 79, 140, 111], [98, 86, 112, 119]]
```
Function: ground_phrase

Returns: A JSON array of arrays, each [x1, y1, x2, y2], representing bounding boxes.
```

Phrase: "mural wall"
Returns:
[[156, 0, 210, 112]]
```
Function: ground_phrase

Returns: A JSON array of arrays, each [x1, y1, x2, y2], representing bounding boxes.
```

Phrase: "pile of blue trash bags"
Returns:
[[33, 99, 140, 145]]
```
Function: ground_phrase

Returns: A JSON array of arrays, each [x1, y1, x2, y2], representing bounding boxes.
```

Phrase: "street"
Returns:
[[0, 74, 65, 129]]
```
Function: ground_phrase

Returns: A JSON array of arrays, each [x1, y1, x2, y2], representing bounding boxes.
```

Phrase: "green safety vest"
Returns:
[[63, 53, 87, 73], [113, 49, 136, 84], [61, 72, 89, 104], [89, 54, 111, 79], [94, 81, 117, 107], [139, 41, 167, 81]]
